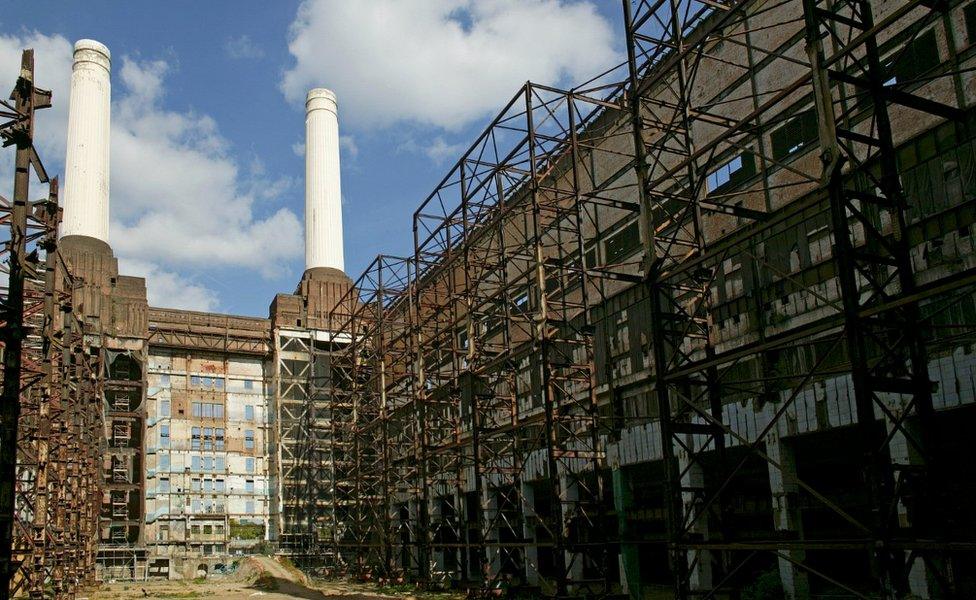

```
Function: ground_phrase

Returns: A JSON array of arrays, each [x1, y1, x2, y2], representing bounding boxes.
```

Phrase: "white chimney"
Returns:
[[61, 39, 111, 243], [304, 88, 344, 272]]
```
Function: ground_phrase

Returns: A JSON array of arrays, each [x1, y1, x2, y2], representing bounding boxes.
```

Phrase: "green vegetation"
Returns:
[[229, 519, 265, 540]]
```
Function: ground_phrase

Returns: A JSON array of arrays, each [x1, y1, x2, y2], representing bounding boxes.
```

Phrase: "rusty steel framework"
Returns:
[[1, 50, 104, 599], [318, 0, 976, 597], [624, 0, 974, 596]]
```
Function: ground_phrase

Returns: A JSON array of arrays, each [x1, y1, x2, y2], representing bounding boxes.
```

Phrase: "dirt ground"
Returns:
[[86, 556, 462, 600]]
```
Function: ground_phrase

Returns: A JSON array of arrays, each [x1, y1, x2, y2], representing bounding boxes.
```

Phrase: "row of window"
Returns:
[[190, 524, 225, 536], [156, 373, 259, 391], [191, 427, 226, 451], [191, 478, 226, 492], [156, 454, 255, 474], [158, 400, 257, 422], [192, 402, 225, 418]]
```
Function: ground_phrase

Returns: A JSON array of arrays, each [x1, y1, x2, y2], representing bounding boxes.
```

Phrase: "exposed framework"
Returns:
[[1, 50, 104, 599], [624, 0, 974, 596], [322, 0, 976, 598]]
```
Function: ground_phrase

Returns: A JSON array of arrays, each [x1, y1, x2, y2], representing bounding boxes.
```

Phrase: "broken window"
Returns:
[[771, 109, 818, 161], [604, 220, 641, 265], [889, 29, 939, 83], [706, 152, 756, 194]]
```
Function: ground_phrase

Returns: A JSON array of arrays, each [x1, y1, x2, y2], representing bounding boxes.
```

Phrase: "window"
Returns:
[[160, 424, 170, 448], [192, 456, 202, 471], [604, 220, 641, 265], [584, 245, 597, 269], [192, 403, 202, 418], [159, 454, 170, 471], [203, 428, 213, 451], [160, 399, 170, 418], [245, 405, 254, 421], [244, 430, 255, 450], [215, 479, 225, 492], [192, 500, 202, 513], [216, 457, 225, 471], [191, 478, 201, 491], [244, 379, 254, 391], [202, 403, 213, 418], [159, 477, 170, 493], [771, 109, 818, 161], [203, 524, 213, 534], [190, 375, 201, 388], [160, 374, 170, 387], [191, 427, 201, 450], [245, 479, 254, 493], [215, 378, 224, 390], [203, 479, 213, 492], [214, 404, 224, 418], [706, 153, 755, 194], [889, 29, 939, 83], [245, 500, 255, 514], [203, 457, 213, 471], [246, 457, 255, 473], [215, 428, 225, 451], [513, 291, 529, 313], [191, 525, 201, 535]]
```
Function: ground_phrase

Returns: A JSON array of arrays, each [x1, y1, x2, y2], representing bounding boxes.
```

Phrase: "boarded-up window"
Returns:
[[771, 109, 818, 161], [604, 220, 641, 265], [890, 29, 939, 83]]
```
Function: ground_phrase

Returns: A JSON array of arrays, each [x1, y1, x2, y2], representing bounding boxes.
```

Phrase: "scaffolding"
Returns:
[[322, 0, 976, 597], [1, 50, 104, 599]]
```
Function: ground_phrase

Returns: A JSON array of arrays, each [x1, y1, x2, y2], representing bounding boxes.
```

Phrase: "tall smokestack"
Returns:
[[61, 39, 111, 243], [304, 88, 344, 272]]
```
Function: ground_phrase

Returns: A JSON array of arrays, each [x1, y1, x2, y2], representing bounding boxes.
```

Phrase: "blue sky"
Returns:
[[1, 0, 624, 316]]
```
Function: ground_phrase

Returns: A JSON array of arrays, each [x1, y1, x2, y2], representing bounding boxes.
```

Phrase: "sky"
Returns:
[[1, 0, 625, 317]]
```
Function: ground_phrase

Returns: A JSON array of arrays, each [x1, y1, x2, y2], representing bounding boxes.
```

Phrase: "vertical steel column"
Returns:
[[0, 49, 50, 600]]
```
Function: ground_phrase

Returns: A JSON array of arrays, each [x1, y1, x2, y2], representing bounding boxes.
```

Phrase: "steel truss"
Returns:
[[1, 50, 104, 599], [276, 328, 334, 562], [323, 0, 976, 597], [624, 0, 975, 597], [326, 256, 413, 578]]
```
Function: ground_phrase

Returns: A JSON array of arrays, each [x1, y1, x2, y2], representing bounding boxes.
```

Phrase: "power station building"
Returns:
[[4, 0, 976, 598], [51, 40, 354, 580]]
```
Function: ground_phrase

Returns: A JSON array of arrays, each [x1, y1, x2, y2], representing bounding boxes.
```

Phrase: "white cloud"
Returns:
[[339, 134, 358, 158], [0, 31, 73, 191], [0, 32, 304, 311], [281, 0, 620, 130], [224, 34, 264, 60], [424, 137, 464, 164], [109, 57, 303, 279], [398, 136, 465, 165], [118, 258, 219, 312]]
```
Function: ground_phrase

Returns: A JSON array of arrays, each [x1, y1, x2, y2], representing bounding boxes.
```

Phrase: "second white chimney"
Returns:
[[305, 88, 344, 272], [61, 39, 111, 243]]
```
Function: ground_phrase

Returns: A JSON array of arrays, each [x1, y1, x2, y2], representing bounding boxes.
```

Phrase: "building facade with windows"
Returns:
[[142, 309, 274, 579]]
